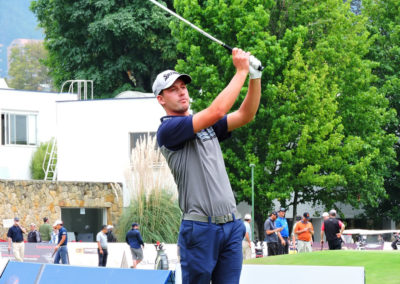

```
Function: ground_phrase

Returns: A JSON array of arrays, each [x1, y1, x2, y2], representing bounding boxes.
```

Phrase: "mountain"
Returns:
[[0, 0, 44, 78]]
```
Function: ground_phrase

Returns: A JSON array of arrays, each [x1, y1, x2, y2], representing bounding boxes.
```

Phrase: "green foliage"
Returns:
[[117, 190, 181, 243], [362, 0, 400, 222], [7, 41, 53, 91], [30, 0, 177, 97], [30, 141, 52, 180]]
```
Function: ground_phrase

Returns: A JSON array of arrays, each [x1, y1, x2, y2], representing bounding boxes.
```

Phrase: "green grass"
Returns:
[[245, 250, 400, 284]]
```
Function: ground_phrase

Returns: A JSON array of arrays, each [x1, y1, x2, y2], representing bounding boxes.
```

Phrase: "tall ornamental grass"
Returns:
[[117, 135, 181, 243]]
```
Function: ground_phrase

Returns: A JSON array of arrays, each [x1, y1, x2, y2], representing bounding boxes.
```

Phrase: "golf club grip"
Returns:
[[222, 44, 264, 71]]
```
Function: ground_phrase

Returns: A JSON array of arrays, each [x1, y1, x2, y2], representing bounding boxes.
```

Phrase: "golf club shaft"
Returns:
[[148, 0, 264, 71]]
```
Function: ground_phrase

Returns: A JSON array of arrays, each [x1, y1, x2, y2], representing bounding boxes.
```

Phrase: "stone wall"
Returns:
[[0, 179, 123, 240]]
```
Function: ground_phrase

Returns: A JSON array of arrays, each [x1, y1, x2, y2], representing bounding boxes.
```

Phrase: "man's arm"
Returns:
[[192, 48, 250, 133], [337, 222, 345, 238], [227, 77, 261, 131]]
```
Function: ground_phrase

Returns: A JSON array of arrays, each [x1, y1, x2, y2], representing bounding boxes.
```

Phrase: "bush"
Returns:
[[117, 189, 181, 243], [117, 134, 181, 243], [30, 141, 50, 180]]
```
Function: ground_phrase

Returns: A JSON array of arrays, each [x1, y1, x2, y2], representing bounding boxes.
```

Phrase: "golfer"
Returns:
[[154, 48, 262, 283]]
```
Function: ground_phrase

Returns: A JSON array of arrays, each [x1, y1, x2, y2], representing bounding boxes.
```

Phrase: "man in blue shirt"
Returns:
[[126, 223, 144, 268], [154, 48, 262, 284], [276, 207, 290, 255], [7, 217, 26, 262], [53, 220, 68, 264]]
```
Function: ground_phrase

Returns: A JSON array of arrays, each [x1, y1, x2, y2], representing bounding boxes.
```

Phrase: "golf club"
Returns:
[[148, 0, 264, 71]]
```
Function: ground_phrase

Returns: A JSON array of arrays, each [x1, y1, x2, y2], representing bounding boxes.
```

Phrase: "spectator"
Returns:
[[242, 214, 252, 260], [294, 212, 314, 253], [322, 212, 329, 221], [106, 225, 117, 242], [264, 212, 282, 256], [39, 217, 52, 243], [391, 232, 399, 250], [126, 223, 144, 268], [27, 223, 41, 242], [320, 209, 345, 250], [7, 217, 26, 262], [275, 208, 289, 255], [97, 225, 109, 267], [53, 220, 69, 264]]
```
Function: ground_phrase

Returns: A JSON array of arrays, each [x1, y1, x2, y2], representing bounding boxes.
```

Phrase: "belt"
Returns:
[[183, 213, 235, 224]]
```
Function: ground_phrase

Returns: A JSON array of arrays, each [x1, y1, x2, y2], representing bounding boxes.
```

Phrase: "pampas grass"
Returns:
[[118, 134, 181, 243]]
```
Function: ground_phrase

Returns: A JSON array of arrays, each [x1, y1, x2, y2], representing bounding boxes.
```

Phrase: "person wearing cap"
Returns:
[[242, 214, 252, 260], [126, 223, 144, 268], [275, 207, 290, 255], [27, 223, 41, 243], [264, 212, 283, 256], [294, 212, 314, 253], [322, 212, 329, 221], [106, 225, 117, 242], [320, 209, 345, 250], [53, 220, 69, 264], [7, 217, 27, 262], [154, 48, 261, 283], [97, 225, 109, 267], [39, 217, 52, 243]]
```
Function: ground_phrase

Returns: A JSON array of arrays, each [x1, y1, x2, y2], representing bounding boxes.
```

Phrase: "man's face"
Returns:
[[157, 79, 190, 115], [271, 214, 277, 220], [278, 211, 285, 218], [30, 225, 35, 231]]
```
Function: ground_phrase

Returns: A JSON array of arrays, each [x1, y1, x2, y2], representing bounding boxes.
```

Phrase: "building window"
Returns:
[[1, 112, 37, 145]]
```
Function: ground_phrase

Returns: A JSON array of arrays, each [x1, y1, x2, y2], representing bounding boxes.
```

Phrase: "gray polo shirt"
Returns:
[[96, 231, 108, 249], [264, 218, 278, 243], [157, 115, 236, 217]]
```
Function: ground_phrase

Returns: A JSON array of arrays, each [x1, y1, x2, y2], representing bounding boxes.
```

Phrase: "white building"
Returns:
[[0, 87, 164, 195], [0, 87, 77, 179]]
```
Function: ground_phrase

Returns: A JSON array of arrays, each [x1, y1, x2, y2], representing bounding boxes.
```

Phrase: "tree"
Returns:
[[362, 0, 400, 223], [31, 0, 177, 97], [171, 0, 396, 232], [7, 41, 52, 90]]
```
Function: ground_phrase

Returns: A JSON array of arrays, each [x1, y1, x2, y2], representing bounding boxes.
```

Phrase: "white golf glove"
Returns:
[[249, 55, 262, 79]]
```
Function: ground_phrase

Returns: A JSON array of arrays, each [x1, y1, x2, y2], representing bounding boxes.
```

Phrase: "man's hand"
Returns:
[[54, 245, 59, 252], [320, 240, 324, 244], [232, 48, 250, 74], [249, 56, 262, 79], [8, 246, 10, 253], [99, 248, 104, 255], [281, 239, 286, 246], [336, 233, 342, 238]]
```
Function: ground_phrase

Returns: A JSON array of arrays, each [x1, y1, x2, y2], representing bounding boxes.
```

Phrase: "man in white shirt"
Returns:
[[242, 214, 252, 260]]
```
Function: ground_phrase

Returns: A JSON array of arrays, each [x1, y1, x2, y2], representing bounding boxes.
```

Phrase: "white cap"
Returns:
[[322, 212, 329, 217], [107, 225, 113, 229], [152, 70, 191, 96], [244, 214, 251, 220], [53, 220, 63, 226]]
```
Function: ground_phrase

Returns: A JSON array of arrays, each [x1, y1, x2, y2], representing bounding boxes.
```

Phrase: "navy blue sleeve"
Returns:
[[211, 115, 231, 142], [7, 228, 12, 239], [157, 116, 196, 150], [138, 232, 144, 246]]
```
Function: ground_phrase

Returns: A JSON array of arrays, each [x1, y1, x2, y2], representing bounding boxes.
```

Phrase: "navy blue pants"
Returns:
[[178, 218, 245, 284]]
